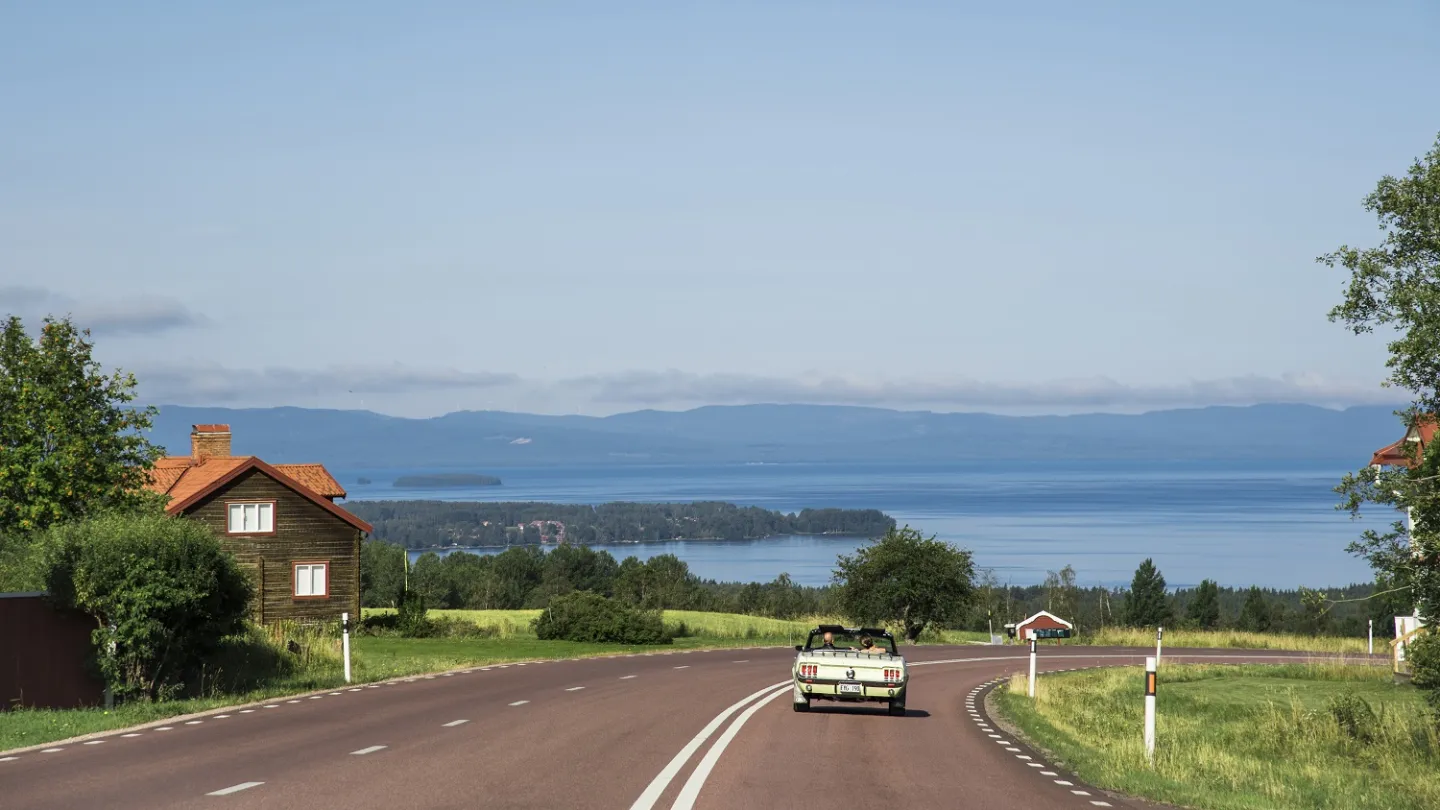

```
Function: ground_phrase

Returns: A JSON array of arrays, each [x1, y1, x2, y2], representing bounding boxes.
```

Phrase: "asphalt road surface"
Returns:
[[0, 645, 1352, 809]]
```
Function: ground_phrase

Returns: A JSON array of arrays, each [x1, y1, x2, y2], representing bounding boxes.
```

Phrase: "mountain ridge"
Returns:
[[141, 402, 1410, 468]]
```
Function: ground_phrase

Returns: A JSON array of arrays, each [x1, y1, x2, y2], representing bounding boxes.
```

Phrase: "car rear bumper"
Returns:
[[794, 679, 906, 702]]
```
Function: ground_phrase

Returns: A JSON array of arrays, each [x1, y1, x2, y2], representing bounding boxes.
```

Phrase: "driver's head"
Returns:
[[860, 636, 874, 648], [822, 631, 834, 644]]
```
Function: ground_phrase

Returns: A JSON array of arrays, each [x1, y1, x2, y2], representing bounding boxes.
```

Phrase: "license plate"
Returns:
[[838, 682, 862, 694]]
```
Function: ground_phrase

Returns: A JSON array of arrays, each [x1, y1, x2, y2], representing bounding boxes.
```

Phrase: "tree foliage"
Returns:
[[1186, 578, 1222, 630], [1323, 133, 1440, 626], [832, 526, 976, 642], [0, 316, 163, 535], [41, 512, 254, 702], [1238, 586, 1272, 632], [532, 591, 670, 645], [1122, 558, 1172, 628]]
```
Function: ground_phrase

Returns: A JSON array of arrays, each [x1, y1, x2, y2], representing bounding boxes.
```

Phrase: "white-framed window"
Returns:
[[294, 562, 328, 598], [226, 502, 274, 534]]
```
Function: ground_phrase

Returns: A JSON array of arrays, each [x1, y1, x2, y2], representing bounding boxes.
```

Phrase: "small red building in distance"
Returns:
[[1369, 416, 1437, 468], [1012, 611, 1074, 641]]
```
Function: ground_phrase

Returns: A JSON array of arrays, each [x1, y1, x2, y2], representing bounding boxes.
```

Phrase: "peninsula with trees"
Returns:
[[341, 500, 896, 549]]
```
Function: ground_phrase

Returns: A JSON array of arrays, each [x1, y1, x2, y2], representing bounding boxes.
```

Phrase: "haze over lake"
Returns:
[[339, 460, 1378, 590]]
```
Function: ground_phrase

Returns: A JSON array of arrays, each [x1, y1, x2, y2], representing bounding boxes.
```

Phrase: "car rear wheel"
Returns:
[[793, 698, 810, 712], [887, 700, 905, 717]]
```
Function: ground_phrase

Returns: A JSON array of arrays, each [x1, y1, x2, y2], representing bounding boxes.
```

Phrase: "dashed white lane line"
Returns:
[[41, 748, 64, 754], [287, 700, 300, 704], [509, 700, 529, 706], [264, 705, 279, 709], [988, 734, 1001, 738], [620, 675, 638, 680], [83, 740, 105, 745], [215, 714, 231, 719], [1005, 747, 1020, 752], [732, 660, 749, 663], [1091, 802, 1112, 807], [350, 746, 387, 756], [565, 687, 586, 692], [1055, 780, 1074, 786], [443, 720, 469, 727], [0, 756, 17, 762], [185, 721, 203, 725], [329, 691, 342, 695], [207, 782, 264, 796], [1041, 771, 1057, 776], [309, 696, 323, 700], [121, 733, 142, 738], [1072, 790, 1091, 795], [674, 666, 690, 669], [240, 710, 254, 714], [1026, 763, 1044, 768], [156, 727, 173, 732]]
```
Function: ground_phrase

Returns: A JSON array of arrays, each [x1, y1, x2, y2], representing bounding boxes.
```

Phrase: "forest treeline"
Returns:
[[361, 540, 1392, 638], [343, 500, 896, 549]]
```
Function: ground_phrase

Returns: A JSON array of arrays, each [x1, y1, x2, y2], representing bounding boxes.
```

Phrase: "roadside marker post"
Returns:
[[1369, 619, 1374, 656], [1155, 626, 1164, 667], [1143, 656, 1157, 765], [1028, 637, 1037, 698], [342, 612, 353, 684]]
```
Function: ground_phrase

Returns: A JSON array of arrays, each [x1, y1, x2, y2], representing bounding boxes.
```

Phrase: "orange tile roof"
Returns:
[[144, 456, 371, 533], [1369, 416, 1437, 468], [193, 424, 230, 433], [273, 464, 347, 499]]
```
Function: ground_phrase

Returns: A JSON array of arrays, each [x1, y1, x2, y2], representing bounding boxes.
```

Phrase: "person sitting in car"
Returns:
[[858, 635, 886, 653]]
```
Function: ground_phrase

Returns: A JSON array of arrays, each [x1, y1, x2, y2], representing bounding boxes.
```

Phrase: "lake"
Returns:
[[335, 460, 1381, 589]]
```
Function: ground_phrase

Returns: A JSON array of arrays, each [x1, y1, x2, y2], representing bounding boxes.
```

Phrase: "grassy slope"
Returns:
[[995, 663, 1440, 810]]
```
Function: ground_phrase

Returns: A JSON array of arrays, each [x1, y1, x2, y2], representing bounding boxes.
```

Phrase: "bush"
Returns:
[[532, 592, 671, 644], [1409, 630, 1440, 717], [41, 512, 254, 702]]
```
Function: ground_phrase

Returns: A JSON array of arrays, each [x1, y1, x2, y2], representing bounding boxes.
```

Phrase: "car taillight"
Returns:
[[799, 664, 818, 678], [883, 668, 901, 680]]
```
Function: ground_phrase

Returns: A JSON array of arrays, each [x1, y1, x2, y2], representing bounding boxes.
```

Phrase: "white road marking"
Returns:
[[1072, 790, 1091, 795], [240, 710, 254, 714], [674, 666, 690, 669], [443, 720, 469, 727], [671, 686, 791, 809], [349, 688, 362, 691], [329, 692, 342, 695], [41, 748, 64, 753], [83, 740, 105, 745], [350, 746, 387, 755], [1027, 763, 1044, 768], [122, 733, 142, 738], [0, 756, 17, 762], [732, 660, 749, 663], [988, 734, 1001, 738], [629, 680, 790, 810], [309, 696, 323, 700], [1041, 771, 1057, 776], [1055, 780, 1073, 785], [565, 686, 585, 691], [1016, 755, 1030, 759], [620, 675, 637, 680], [1006, 747, 1020, 752], [1091, 802, 1112, 807], [509, 700, 529, 706], [215, 715, 231, 719], [287, 700, 300, 704], [443, 673, 454, 677], [264, 705, 279, 709], [207, 782, 264, 796], [156, 727, 173, 731], [185, 721, 203, 725]]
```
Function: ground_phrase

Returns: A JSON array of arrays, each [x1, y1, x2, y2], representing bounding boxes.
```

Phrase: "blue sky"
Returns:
[[2, 2, 1437, 416]]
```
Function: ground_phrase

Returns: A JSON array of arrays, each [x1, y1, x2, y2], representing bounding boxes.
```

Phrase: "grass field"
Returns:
[[362, 607, 990, 645], [995, 663, 1439, 810], [1079, 627, 1371, 654]]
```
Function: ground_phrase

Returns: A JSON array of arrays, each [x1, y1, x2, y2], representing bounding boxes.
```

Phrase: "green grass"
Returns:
[[363, 607, 989, 645], [1077, 627, 1371, 654], [995, 663, 1440, 810]]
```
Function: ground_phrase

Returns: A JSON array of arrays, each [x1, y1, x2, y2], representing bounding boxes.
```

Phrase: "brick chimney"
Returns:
[[191, 424, 232, 459]]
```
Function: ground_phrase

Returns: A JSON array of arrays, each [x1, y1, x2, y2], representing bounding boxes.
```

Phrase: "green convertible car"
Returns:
[[792, 625, 908, 716]]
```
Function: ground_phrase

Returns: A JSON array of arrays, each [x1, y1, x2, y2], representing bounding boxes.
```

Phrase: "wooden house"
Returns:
[[145, 424, 372, 623]]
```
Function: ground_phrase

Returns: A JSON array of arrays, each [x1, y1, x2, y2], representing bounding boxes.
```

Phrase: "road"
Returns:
[[0, 645, 1345, 809]]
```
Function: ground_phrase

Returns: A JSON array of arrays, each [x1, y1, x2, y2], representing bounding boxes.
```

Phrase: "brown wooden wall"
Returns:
[[0, 593, 105, 710], [184, 469, 361, 624]]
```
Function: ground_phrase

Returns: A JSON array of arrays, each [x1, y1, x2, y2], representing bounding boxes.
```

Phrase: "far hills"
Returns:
[[143, 402, 1409, 468]]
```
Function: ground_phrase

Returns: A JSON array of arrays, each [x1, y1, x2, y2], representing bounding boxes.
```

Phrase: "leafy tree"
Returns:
[[1324, 133, 1440, 624], [0, 316, 163, 534], [1238, 586, 1272, 632], [359, 538, 406, 608], [1043, 564, 1079, 621], [1122, 558, 1173, 628], [532, 591, 669, 644], [833, 525, 976, 643], [1186, 579, 1222, 630], [40, 512, 253, 702]]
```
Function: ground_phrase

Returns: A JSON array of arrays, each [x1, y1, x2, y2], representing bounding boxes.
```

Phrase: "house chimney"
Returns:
[[191, 424, 232, 459]]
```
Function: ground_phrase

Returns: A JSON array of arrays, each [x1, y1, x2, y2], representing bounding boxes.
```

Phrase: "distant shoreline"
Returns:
[[403, 531, 874, 553]]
